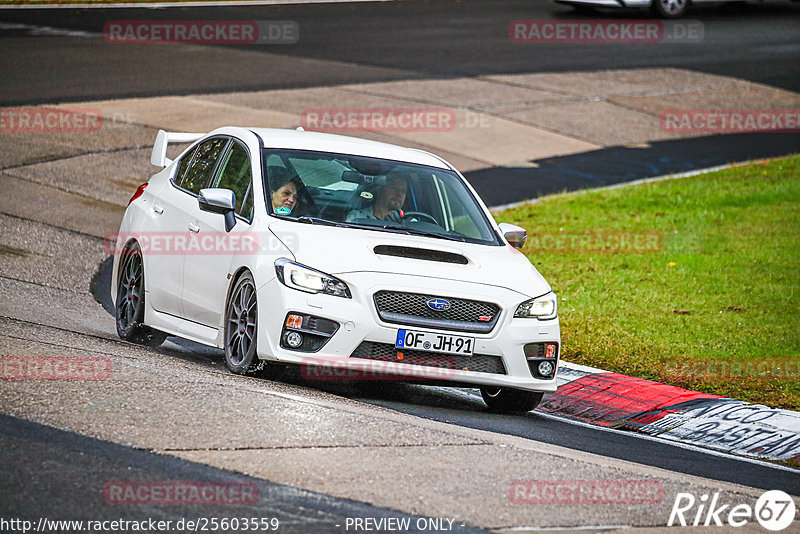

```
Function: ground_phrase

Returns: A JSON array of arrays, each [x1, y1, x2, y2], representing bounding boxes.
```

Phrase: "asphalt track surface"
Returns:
[[1, 1, 799, 206], [0, 413, 487, 534], [353, 391, 800, 495], [470, 132, 800, 206], [0, 0, 799, 105]]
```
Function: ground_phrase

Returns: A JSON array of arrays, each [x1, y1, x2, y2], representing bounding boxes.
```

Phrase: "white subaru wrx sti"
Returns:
[[112, 127, 560, 413]]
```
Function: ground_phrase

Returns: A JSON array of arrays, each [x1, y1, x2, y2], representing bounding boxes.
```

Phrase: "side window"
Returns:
[[176, 137, 227, 195], [213, 142, 253, 220], [174, 146, 197, 185]]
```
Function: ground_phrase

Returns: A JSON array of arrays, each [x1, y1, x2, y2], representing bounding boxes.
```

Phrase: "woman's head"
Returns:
[[268, 167, 299, 214]]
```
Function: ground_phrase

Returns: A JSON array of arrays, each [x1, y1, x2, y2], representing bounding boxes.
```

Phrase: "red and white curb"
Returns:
[[541, 362, 800, 463]]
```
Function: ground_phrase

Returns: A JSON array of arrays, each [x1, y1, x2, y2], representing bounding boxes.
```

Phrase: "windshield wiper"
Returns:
[[396, 226, 468, 242], [351, 222, 469, 242], [295, 216, 341, 227], [343, 222, 413, 235]]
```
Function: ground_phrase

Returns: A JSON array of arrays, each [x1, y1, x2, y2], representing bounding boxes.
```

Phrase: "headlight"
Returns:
[[274, 258, 351, 298], [514, 292, 557, 320]]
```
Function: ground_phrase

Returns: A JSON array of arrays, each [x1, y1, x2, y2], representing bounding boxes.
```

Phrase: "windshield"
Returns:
[[262, 149, 501, 246]]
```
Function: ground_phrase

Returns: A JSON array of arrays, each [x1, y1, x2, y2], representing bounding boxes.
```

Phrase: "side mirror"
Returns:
[[198, 188, 236, 232], [498, 223, 527, 250]]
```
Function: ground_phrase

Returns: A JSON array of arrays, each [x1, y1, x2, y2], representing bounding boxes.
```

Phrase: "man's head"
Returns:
[[375, 174, 407, 214]]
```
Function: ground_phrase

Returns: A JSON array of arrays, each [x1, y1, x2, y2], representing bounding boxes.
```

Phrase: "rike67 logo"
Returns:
[[669, 490, 796, 531]]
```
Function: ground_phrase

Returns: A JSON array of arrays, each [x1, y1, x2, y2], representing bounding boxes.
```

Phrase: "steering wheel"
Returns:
[[401, 211, 440, 226]]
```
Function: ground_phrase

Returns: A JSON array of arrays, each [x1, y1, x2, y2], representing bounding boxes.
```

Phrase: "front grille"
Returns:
[[373, 290, 501, 333], [351, 341, 506, 375]]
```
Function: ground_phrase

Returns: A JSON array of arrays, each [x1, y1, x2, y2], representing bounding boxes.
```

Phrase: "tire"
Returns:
[[115, 242, 167, 347], [481, 387, 543, 413], [224, 271, 262, 375], [651, 0, 688, 18]]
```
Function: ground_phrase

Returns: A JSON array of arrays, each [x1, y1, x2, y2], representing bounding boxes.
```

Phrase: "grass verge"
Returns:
[[496, 155, 800, 410]]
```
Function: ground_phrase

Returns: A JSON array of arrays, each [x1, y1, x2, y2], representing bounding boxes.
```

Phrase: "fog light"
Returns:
[[538, 360, 554, 377], [285, 331, 303, 348]]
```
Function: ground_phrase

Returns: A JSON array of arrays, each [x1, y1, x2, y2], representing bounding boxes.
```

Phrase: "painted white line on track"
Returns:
[[559, 360, 610, 375], [0, 21, 96, 36], [489, 161, 751, 212], [0, 0, 387, 9]]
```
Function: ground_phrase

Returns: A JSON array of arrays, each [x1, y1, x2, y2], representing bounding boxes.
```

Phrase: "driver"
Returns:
[[346, 174, 407, 222]]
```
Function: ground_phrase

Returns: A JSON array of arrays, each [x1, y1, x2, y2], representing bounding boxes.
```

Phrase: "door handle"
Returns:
[[153, 204, 164, 214], [188, 223, 200, 233]]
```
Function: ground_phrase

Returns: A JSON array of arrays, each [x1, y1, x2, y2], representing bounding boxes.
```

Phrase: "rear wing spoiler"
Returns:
[[150, 129, 205, 167]]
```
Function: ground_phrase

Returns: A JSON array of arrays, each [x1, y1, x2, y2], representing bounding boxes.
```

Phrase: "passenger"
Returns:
[[269, 169, 300, 215], [346, 174, 407, 222]]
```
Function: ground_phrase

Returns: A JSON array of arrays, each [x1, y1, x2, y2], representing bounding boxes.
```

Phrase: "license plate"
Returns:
[[395, 329, 474, 356]]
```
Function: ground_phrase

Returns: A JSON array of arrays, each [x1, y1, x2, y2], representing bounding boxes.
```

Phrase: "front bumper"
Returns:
[[256, 272, 560, 392]]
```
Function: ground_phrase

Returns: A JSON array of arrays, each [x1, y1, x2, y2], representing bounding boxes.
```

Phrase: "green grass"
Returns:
[[495, 155, 800, 410]]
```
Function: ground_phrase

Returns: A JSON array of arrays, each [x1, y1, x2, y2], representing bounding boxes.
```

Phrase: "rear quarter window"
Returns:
[[174, 146, 197, 185], [175, 137, 228, 195]]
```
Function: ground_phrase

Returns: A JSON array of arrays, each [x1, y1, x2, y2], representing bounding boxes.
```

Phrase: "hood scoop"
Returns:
[[373, 245, 468, 265]]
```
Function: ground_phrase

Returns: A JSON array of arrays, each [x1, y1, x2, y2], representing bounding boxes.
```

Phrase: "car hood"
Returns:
[[269, 220, 551, 298]]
